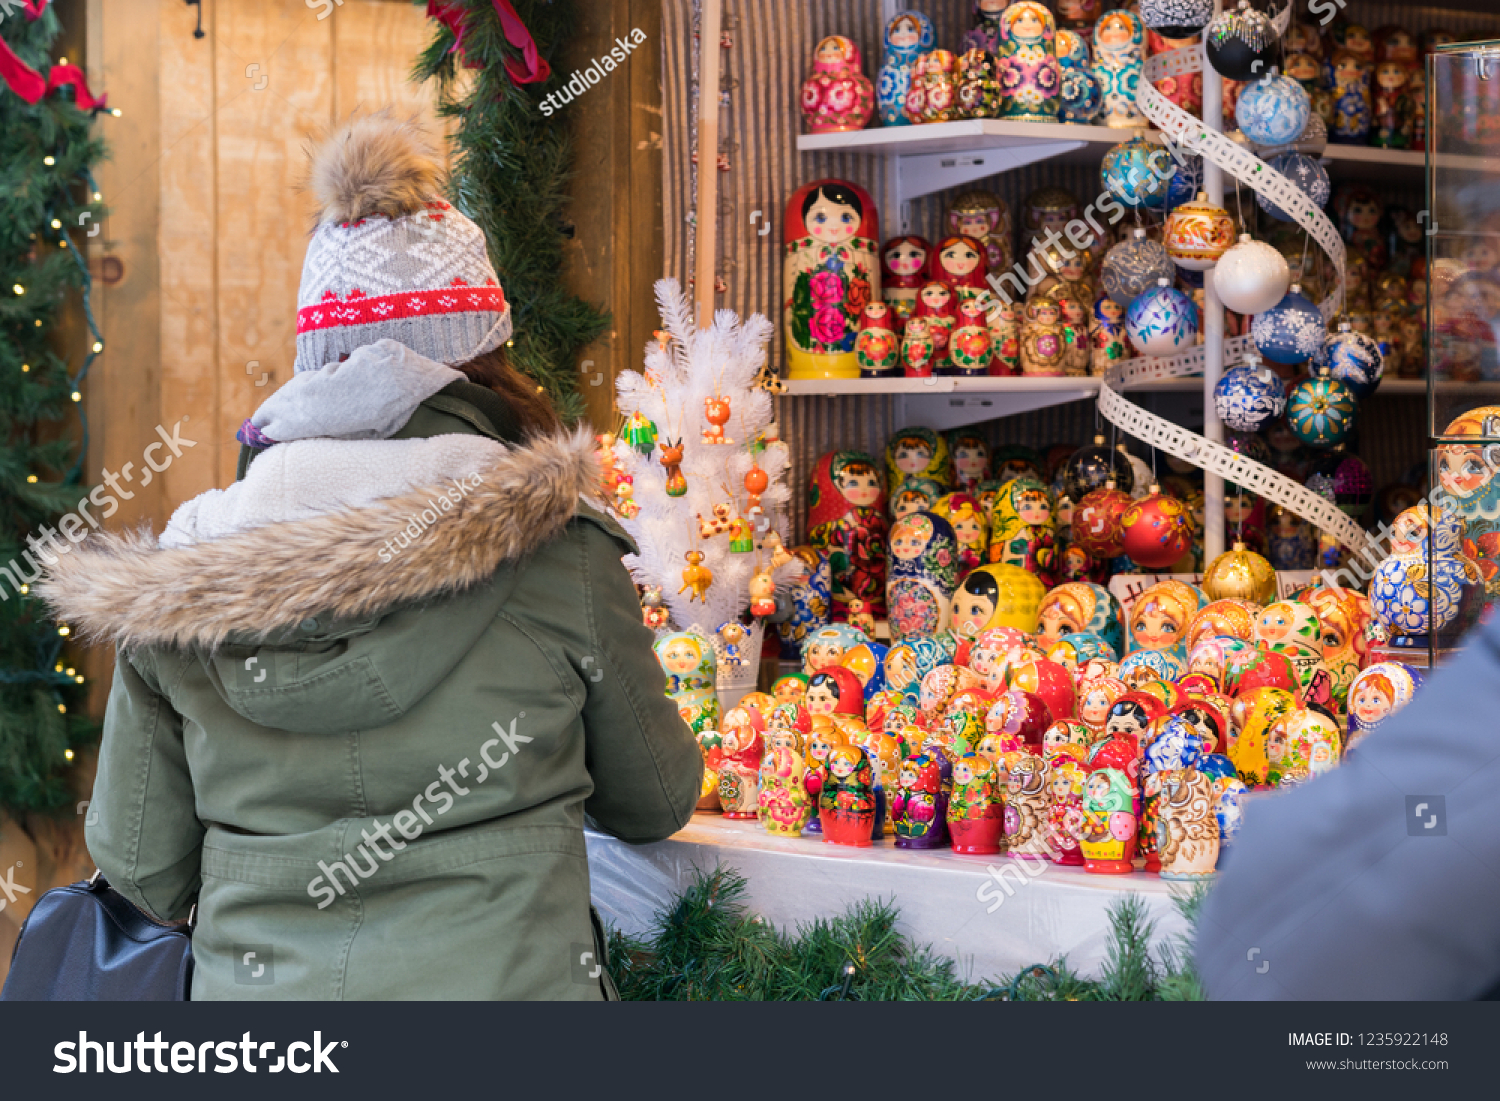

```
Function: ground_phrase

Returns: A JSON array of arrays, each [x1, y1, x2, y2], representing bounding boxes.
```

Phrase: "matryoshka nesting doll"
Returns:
[[988, 296, 1023, 376], [804, 666, 867, 719], [886, 511, 960, 643], [1127, 579, 1202, 662], [783, 179, 880, 380], [1078, 675, 1126, 739], [1091, 291, 1129, 375], [946, 190, 1014, 280], [893, 749, 951, 849], [912, 281, 960, 360], [1079, 767, 1137, 874], [1371, 58, 1413, 149], [855, 302, 900, 378], [998, 1, 1062, 123], [1300, 584, 1372, 707], [876, 10, 937, 127], [1254, 600, 1329, 695], [901, 317, 937, 378], [957, 47, 1003, 119], [1036, 581, 1125, 655], [1370, 505, 1483, 648], [1047, 755, 1090, 865], [1329, 49, 1372, 145], [819, 745, 879, 846], [889, 476, 944, 521], [947, 429, 992, 493], [803, 623, 871, 677], [933, 492, 988, 579], [961, 0, 1008, 54], [1156, 767, 1221, 880], [930, 234, 990, 302], [654, 629, 720, 733], [886, 426, 952, 496], [986, 476, 1058, 586], [1019, 296, 1067, 377], [949, 564, 1047, 641], [758, 728, 813, 836], [808, 452, 888, 620], [905, 48, 960, 123], [1093, 8, 1145, 129], [717, 706, 766, 818], [777, 547, 831, 661], [1004, 754, 1055, 856], [948, 299, 993, 376], [1346, 662, 1422, 745], [800, 35, 875, 134], [948, 753, 1004, 854], [1436, 406, 1500, 612], [881, 235, 930, 330], [1147, 27, 1202, 117]]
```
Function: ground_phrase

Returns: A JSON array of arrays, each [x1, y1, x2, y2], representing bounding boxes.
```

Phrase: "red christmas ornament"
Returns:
[[1120, 487, 1195, 569], [1072, 481, 1133, 558]]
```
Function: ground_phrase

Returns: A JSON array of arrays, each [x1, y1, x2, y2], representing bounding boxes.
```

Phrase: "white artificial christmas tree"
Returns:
[[613, 280, 802, 691]]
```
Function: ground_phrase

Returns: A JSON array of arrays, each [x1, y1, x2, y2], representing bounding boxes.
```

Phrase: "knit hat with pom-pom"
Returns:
[[294, 112, 511, 374]]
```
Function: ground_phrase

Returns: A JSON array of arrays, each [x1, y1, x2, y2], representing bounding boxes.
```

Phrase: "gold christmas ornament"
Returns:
[[1202, 541, 1277, 604]]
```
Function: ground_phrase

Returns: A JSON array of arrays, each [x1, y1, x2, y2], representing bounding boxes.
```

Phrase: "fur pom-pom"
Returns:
[[308, 110, 443, 225]]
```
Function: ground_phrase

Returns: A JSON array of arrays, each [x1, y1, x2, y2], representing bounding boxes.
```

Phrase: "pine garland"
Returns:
[[605, 867, 1209, 1001], [0, 3, 106, 814], [415, 0, 609, 424]]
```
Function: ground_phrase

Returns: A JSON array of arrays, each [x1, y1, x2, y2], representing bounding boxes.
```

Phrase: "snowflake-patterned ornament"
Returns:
[[1213, 357, 1287, 433], [1251, 284, 1325, 365]]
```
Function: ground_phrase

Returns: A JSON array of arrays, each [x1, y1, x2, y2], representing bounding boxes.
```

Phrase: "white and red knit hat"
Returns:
[[294, 112, 511, 374]]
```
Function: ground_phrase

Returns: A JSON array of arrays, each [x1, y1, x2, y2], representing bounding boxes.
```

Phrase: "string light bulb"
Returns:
[[19, 585, 29, 595], [57, 625, 70, 637], [110, 108, 121, 117], [74, 676, 84, 684], [92, 341, 103, 352], [26, 475, 37, 483], [43, 155, 55, 166], [65, 667, 74, 676], [21, 364, 29, 372], [12, 284, 24, 295], [64, 748, 75, 758], [58, 704, 67, 715], [50, 218, 61, 229], [71, 391, 81, 402], [92, 191, 101, 200]]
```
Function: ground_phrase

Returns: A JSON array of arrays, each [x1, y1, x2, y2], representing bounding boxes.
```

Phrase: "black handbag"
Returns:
[[1, 870, 194, 1001]]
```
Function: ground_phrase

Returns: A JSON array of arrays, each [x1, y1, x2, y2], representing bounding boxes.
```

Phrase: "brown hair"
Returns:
[[453, 345, 561, 438]]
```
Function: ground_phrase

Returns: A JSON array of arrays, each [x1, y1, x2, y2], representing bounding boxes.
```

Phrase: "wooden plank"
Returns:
[[333, 0, 445, 131], [622, 0, 665, 421], [213, 0, 332, 482], [693, 0, 721, 327]]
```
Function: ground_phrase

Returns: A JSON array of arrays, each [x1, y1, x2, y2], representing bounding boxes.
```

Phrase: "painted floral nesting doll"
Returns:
[[901, 317, 937, 378], [948, 299, 993, 376], [1346, 662, 1422, 745], [893, 749, 951, 849], [988, 296, 1022, 375], [886, 427, 952, 497], [1156, 768, 1221, 880], [948, 752, 1005, 854], [905, 49, 960, 123], [947, 430, 992, 493], [1079, 767, 1137, 874], [887, 511, 960, 643], [912, 281, 959, 361], [1300, 584, 1372, 707], [801, 723, 848, 834], [1093, 8, 1145, 128], [758, 728, 813, 836], [820, 745, 878, 846], [877, 10, 937, 127], [957, 47, 1003, 119], [1436, 406, 1500, 611], [880, 235, 930, 330], [853, 302, 901, 381], [1002, 753, 1054, 857], [777, 547, 831, 661], [947, 190, 1013, 281], [930, 234, 990, 303], [1047, 755, 1089, 865], [932, 492, 988, 582], [986, 476, 1058, 585], [716, 707, 766, 819], [1371, 59, 1414, 149], [1036, 581, 1125, 655], [1370, 505, 1483, 647], [890, 476, 944, 521], [655, 629, 720, 733], [1147, 27, 1203, 117], [884, 635, 954, 704], [949, 564, 1047, 642], [1019, 296, 1067, 377], [961, 0, 1007, 53], [1269, 709, 1342, 787], [804, 666, 867, 719], [997, 1, 1062, 122], [1127, 579, 1202, 663], [801, 35, 875, 134], [1266, 503, 1317, 571], [1091, 292, 1129, 375], [784, 179, 880, 380], [808, 451, 889, 620], [1329, 49, 1372, 145], [803, 623, 871, 677]]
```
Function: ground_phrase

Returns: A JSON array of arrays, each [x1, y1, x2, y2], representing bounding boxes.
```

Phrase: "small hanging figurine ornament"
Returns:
[[749, 569, 777, 617], [659, 438, 687, 497], [702, 396, 733, 444], [680, 550, 713, 603]]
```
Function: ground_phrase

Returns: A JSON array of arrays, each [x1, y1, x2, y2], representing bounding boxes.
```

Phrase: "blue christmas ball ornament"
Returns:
[[1101, 137, 1176, 210], [1286, 370, 1357, 449], [1164, 152, 1203, 214], [1213, 355, 1287, 433], [1101, 228, 1176, 305], [1314, 319, 1384, 398], [1251, 284, 1325, 365], [1236, 73, 1311, 148], [1258, 152, 1330, 223], [1060, 67, 1103, 123], [1126, 278, 1198, 357]]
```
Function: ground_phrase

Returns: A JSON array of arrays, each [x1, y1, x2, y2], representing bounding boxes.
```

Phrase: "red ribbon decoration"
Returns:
[[427, 0, 550, 87], [0, 0, 108, 109]]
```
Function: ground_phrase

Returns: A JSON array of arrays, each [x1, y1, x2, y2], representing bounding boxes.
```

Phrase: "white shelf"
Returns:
[[796, 117, 1144, 160]]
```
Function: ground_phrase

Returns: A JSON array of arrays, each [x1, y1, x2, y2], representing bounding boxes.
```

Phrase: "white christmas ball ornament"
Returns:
[[1210, 234, 1291, 315], [1125, 278, 1198, 357]]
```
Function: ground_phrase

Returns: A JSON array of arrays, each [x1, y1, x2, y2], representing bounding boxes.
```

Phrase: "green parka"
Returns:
[[40, 382, 702, 1000]]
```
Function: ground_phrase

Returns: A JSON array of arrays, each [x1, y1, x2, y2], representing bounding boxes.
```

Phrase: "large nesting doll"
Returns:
[[808, 451, 889, 620], [885, 426, 952, 497], [893, 749, 952, 849], [1299, 584, 1372, 707], [1126, 579, 1204, 664], [1346, 662, 1422, 746], [998, 1, 1062, 123], [886, 511, 960, 643], [949, 563, 1047, 640], [1436, 407, 1500, 611], [758, 728, 813, 836], [784, 179, 881, 380], [1093, 8, 1145, 129], [1036, 581, 1124, 655], [1370, 505, 1484, 647], [654, 629, 720, 734], [876, 10, 937, 127], [986, 475, 1059, 586]]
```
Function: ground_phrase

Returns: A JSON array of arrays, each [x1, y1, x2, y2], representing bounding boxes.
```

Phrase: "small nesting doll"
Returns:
[[758, 727, 813, 836], [912, 281, 960, 361], [881, 235, 931, 331], [961, 0, 1007, 54], [901, 317, 937, 378], [876, 10, 937, 127], [893, 749, 951, 849], [1370, 505, 1483, 648], [1036, 581, 1124, 655], [801, 723, 847, 835], [1156, 767, 1222, 880], [998, 1, 1062, 123], [1093, 8, 1145, 129], [947, 430, 992, 493], [802, 623, 870, 677], [1127, 579, 1203, 664], [1285, 50, 1332, 126], [1371, 58, 1413, 149], [1048, 284, 1093, 377], [716, 706, 766, 819], [695, 728, 724, 812], [819, 744, 879, 846], [1346, 662, 1423, 746], [1019, 296, 1067, 377], [1091, 291, 1129, 376], [655, 629, 721, 734], [886, 511, 960, 643], [1047, 755, 1090, 865], [1004, 753, 1055, 856], [777, 547, 831, 662], [948, 299, 993, 377], [957, 47, 1003, 119], [800, 35, 875, 134], [1266, 503, 1317, 571], [1077, 675, 1127, 740], [885, 426, 952, 497], [1328, 49, 1372, 145], [1079, 766, 1137, 874], [807, 451, 889, 620], [1057, 27, 1102, 123], [783, 179, 881, 380], [986, 476, 1058, 586], [933, 492, 988, 581], [930, 234, 990, 303], [855, 302, 900, 378], [947, 190, 1014, 281], [889, 476, 944, 521], [948, 752, 1005, 854], [1254, 600, 1329, 698], [905, 49, 960, 124], [987, 296, 1022, 376]]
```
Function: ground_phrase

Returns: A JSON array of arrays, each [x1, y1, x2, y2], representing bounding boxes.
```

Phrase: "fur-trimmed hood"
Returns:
[[39, 429, 601, 651]]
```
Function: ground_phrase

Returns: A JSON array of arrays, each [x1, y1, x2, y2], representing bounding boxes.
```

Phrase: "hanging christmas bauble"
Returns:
[[1139, 0, 1214, 39], [1072, 482, 1134, 559], [1311, 451, 1374, 518], [1252, 284, 1325, 365], [1062, 435, 1135, 502], [1164, 191, 1235, 271], [1313, 319, 1384, 398], [1120, 488, 1196, 569], [1286, 370, 1358, 449], [1204, 1, 1276, 82], [1224, 429, 1272, 469], [1236, 74, 1311, 148], [1101, 137, 1176, 211], [1125, 278, 1198, 357], [1164, 153, 1204, 214], [1211, 235, 1291, 315], [1101, 229, 1176, 306], [1202, 542, 1277, 604], [1256, 152, 1330, 223], [1213, 355, 1287, 433], [1118, 445, 1155, 500]]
